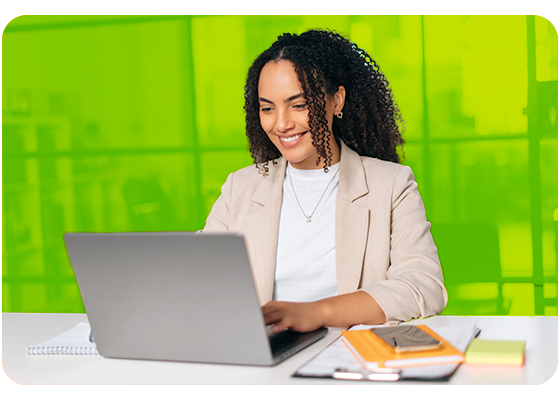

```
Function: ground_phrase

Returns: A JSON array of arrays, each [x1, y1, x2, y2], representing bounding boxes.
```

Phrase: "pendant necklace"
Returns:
[[287, 165, 340, 223]]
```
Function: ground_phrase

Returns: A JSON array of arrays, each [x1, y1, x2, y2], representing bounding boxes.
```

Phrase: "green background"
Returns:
[[2, 15, 557, 316]]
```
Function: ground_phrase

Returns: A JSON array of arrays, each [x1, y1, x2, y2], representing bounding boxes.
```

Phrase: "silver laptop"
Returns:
[[63, 232, 327, 366]]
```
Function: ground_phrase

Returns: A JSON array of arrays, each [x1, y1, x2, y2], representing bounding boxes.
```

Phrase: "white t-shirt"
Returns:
[[273, 162, 340, 302]]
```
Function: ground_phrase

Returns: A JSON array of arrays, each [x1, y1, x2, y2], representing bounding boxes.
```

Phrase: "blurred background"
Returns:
[[2, 15, 557, 316]]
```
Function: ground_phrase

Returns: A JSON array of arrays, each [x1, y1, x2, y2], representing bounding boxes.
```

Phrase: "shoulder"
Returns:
[[357, 157, 422, 214], [339, 141, 416, 200], [360, 156, 416, 194], [359, 155, 410, 175], [340, 139, 413, 183], [229, 163, 262, 181], [221, 158, 285, 201], [227, 159, 281, 185], [360, 156, 414, 182]]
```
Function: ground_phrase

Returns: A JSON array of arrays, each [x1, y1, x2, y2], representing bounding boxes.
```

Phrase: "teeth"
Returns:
[[280, 134, 302, 143]]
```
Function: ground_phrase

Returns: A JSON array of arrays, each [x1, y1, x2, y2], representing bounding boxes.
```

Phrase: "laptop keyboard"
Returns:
[[269, 329, 307, 355]]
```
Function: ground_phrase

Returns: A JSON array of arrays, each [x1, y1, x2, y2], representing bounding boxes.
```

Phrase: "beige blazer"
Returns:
[[202, 140, 448, 323]]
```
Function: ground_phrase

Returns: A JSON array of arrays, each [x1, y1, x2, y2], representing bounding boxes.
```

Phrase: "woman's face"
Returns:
[[257, 60, 344, 169]]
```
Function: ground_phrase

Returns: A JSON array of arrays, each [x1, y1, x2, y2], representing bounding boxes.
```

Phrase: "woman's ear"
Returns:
[[333, 85, 346, 114]]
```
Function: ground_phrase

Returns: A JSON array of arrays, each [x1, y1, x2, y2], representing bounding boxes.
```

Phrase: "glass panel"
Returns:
[[71, 153, 196, 232], [431, 140, 533, 315], [22, 284, 47, 312], [540, 138, 558, 290], [3, 19, 188, 150], [2, 16, 556, 316], [425, 16, 528, 138], [191, 16, 248, 149], [535, 16, 558, 82], [502, 283, 535, 316]]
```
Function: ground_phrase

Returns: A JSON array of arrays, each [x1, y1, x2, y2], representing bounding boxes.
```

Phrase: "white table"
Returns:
[[2, 313, 557, 385]]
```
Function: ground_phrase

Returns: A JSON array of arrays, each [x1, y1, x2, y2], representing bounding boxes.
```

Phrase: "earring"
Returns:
[[336, 111, 343, 119]]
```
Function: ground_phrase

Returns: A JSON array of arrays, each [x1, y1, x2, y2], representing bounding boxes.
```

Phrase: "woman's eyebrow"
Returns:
[[259, 93, 305, 104]]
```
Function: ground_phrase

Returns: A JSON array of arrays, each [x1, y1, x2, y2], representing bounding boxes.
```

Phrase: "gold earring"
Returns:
[[336, 111, 343, 119]]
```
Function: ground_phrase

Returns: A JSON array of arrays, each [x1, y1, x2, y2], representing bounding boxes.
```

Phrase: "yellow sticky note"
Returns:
[[466, 339, 526, 366]]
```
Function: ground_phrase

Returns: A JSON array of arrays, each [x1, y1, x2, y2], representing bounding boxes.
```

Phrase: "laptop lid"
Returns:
[[64, 232, 282, 365]]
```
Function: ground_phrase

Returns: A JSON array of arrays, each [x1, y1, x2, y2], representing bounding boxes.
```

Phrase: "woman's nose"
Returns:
[[275, 110, 294, 132]]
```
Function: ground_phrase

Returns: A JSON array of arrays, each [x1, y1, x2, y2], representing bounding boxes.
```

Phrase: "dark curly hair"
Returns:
[[244, 29, 405, 173]]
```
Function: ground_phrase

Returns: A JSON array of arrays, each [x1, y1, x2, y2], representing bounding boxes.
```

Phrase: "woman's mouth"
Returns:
[[279, 132, 306, 147]]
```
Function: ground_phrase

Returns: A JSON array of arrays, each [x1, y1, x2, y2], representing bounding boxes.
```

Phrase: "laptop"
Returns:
[[63, 232, 328, 366]]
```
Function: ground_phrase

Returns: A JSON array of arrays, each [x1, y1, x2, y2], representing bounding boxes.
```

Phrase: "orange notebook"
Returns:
[[341, 325, 465, 369]]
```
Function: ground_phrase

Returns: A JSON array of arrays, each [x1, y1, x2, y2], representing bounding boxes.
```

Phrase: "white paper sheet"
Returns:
[[27, 322, 99, 355]]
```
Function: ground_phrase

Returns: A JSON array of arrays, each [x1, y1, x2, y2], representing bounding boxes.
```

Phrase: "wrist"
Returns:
[[315, 298, 334, 327]]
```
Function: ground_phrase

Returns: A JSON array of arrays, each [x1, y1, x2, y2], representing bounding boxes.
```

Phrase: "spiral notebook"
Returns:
[[27, 322, 99, 355]]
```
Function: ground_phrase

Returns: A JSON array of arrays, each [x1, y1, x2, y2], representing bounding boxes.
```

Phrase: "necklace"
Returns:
[[287, 164, 340, 223]]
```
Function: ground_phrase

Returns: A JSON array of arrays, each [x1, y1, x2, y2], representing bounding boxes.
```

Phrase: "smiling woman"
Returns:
[[203, 29, 447, 333], [257, 60, 344, 170]]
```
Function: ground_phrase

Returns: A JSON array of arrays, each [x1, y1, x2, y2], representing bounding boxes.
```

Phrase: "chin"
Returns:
[[285, 156, 318, 169]]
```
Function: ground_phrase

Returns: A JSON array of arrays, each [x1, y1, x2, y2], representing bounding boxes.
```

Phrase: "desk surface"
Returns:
[[2, 313, 558, 385]]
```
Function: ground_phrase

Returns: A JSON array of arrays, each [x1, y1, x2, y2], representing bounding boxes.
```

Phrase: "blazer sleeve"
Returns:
[[359, 166, 448, 323]]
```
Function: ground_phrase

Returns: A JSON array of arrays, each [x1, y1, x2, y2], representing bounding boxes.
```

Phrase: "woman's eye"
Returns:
[[260, 107, 272, 112], [294, 104, 307, 109]]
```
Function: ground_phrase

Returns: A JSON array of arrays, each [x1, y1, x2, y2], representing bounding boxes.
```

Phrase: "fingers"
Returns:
[[261, 301, 312, 333], [262, 301, 293, 332], [270, 319, 290, 333], [262, 301, 287, 325]]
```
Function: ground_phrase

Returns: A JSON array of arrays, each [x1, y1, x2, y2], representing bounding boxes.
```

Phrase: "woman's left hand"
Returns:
[[261, 300, 326, 333]]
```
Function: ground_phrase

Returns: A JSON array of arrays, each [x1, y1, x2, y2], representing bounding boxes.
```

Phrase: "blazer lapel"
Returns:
[[245, 159, 286, 305], [245, 144, 369, 301], [336, 141, 370, 294]]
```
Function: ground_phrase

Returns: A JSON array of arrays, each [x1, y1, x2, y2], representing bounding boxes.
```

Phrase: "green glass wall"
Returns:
[[2, 15, 557, 316]]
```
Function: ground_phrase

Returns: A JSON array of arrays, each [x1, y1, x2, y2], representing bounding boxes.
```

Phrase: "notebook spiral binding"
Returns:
[[27, 346, 99, 355], [26, 322, 99, 356]]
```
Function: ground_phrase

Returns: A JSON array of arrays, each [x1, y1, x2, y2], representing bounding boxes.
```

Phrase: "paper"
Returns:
[[296, 334, 366, 377], [27, 322, 99, 355]]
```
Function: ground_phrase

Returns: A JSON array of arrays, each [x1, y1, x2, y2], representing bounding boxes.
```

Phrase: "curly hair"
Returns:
[[244, 29, 405, 173]]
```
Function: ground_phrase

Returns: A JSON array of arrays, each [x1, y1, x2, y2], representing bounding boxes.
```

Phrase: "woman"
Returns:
[[203, 29, 447, 333]]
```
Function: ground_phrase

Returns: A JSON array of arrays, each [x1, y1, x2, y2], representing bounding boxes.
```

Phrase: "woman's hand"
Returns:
[[262, 300, 327, 333], [262, 291, 387, 333]]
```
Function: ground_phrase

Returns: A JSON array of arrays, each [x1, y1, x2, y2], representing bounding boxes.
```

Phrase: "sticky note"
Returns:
[[465, 338, 525, 366]]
